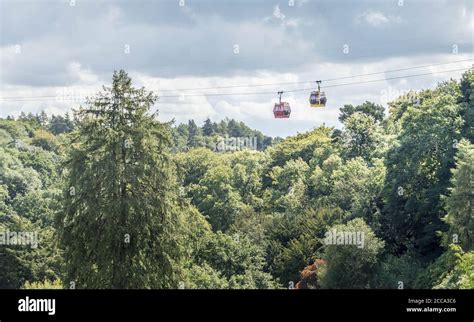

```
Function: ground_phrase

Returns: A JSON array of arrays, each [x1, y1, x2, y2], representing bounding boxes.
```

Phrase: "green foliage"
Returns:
[[330, 157, 385, 228], [23, 278, 63, 289], [434, 245, 474, 289], [0, 148, 42, 198], [381, 82, 465, 259], [1, 70, 472, 290], [182, 150, 269, 232], [0, 129, 12, 145], [0, 213, 62, 289], [32, 129, 58, 152], [171, 118, 272, 152], [183, 263, 229, 289], [225, 150, 268, 208], [307, 153, 342, 201], [266, 207, 342, 285], [376, 253, 423, 289], [0, 119, 36, 139], [57, 70, 185, 288], [0, 140, 63, 289], [48, 114, 75, 135], [341, 112, 386, 161], [189, 162, 246, 232], [228, 207, 271, 246], [266, 126, 335, 168], [319, 218, 385, 288], [414, 247, 457, 289], [191, 232, 279, 289], [442, 139, 474, 251], [459, 70, 474, 141], [265, 158, 310, 215], [339, 101, 385, 124], [175, 148, 219, 186]]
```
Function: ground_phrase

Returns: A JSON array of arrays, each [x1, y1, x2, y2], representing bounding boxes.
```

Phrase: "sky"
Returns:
[[0, 0, 473, 137]]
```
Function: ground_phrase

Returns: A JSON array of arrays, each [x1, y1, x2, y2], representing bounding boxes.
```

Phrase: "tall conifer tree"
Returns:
[[57, 70, 183, 288]]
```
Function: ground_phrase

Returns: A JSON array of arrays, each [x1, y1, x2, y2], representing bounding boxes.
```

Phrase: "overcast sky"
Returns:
[[0, 0, 473, 137]]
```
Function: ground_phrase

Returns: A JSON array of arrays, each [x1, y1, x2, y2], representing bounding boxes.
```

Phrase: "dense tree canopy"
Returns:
[[0, 69, 472, 290]]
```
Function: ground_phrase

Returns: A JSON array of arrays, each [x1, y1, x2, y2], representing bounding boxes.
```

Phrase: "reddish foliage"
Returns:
[[295, 259, 327, 289]]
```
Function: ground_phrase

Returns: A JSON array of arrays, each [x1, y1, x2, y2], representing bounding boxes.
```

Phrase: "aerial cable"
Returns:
[[0, 66, 470, 102]]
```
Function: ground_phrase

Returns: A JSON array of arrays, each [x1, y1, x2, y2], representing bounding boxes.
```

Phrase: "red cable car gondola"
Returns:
[[273, 91, 291, 118]]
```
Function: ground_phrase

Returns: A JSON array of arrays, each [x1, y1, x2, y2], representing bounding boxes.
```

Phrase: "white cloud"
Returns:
[[1, 1, 472, 137], [66, 62, 100, 85], [356, 10, 391, 27], [268, 4, 309, 28], [2, 52, 472, 136], [273, 5, 286, 21]]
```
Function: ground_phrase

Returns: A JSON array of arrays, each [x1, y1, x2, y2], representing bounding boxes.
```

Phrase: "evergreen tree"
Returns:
[[26, 112, 38, 125], [37, 111, 48, 127], [64, 112, 74, 130], [187, 120, 202, 148], [48, 114, 74, 135], [459, 70, 474, 141], [443, 139, 474, 251], [57, 70, 184, 288], [202, 118, 214, 136]]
